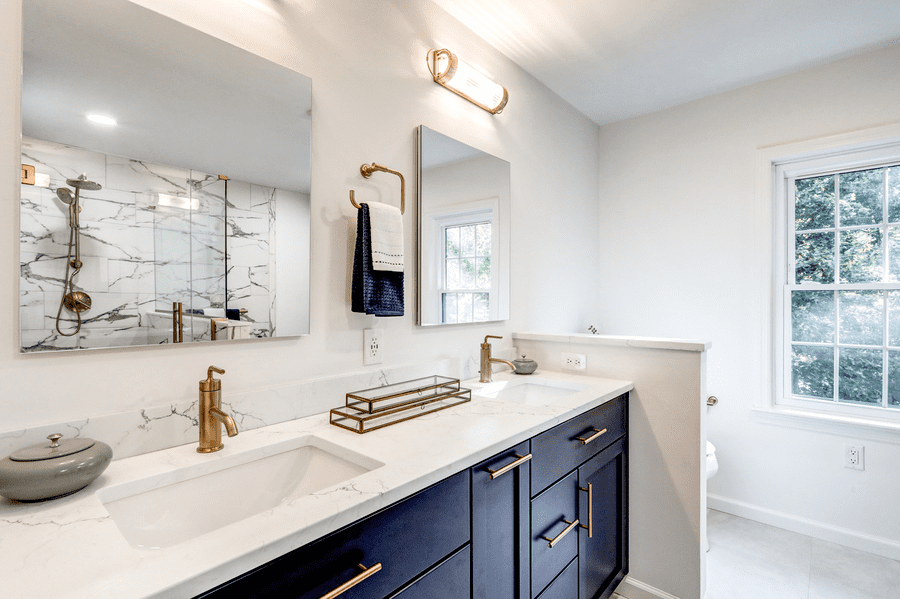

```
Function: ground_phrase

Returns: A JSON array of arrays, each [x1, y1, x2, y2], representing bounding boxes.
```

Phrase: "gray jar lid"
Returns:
[[10, 434, 96, 462], [513, 355, 535, 364]]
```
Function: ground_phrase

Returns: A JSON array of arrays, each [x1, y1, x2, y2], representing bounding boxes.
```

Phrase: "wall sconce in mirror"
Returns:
[[427, 49, 508, 115]]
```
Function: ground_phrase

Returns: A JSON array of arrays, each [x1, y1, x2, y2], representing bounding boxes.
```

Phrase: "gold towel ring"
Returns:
[[349, 163, 405, 214]]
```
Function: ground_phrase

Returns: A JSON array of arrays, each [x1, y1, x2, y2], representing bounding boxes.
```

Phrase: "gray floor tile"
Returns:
[[808, 539, 900, 599], [705, 509, 900, 599]]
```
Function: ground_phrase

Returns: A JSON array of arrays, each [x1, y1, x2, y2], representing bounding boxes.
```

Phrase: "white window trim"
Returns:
[[755, 122, 900, 437], [421, 197, 500, 324]]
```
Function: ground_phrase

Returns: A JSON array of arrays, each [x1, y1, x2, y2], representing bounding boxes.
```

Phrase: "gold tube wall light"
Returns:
[[427, 48, 508, 114]]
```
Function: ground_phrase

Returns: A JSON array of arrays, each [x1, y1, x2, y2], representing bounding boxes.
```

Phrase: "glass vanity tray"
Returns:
[[345, 375, 462, 414], [330, 387, 471, 434]]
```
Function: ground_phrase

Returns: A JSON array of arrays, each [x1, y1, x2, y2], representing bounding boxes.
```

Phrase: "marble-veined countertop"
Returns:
[[0, 370, 632, 599]]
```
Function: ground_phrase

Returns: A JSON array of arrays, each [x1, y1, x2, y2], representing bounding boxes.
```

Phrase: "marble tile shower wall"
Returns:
[[225, 180, 281, 338], [0, 357, 478, 461], [21, 137, 165, 351], [19, 137, 278, 350]]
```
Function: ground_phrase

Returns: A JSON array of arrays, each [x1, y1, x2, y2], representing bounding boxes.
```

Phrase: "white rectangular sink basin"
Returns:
[[98, 435, 383, 550], [471, 378, 589, 405]]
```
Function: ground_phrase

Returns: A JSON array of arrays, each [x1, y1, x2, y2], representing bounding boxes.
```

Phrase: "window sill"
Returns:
[[752, 404, 900, 444]]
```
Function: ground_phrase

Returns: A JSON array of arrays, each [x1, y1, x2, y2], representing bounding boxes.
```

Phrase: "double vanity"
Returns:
[[0, 371, 632, 599]]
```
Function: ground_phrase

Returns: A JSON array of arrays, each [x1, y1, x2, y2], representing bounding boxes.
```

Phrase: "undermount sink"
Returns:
[[98, 435, 383, 550], [471, 378, 589, 405]]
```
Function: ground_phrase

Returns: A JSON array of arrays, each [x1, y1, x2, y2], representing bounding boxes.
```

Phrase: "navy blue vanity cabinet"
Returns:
[[195, 470, 470, 599], [529, 394, 629, 599], [578, 437, 628, 599], [471, 441, 531, 599], [197, 392, 629, 599]]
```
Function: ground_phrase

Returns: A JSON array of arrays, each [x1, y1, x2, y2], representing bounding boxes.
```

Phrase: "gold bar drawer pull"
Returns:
[[487, 453, 533, 480], [319, 562, 383, 599], [579, 483, 593, 538], [541, 519, 580, 548], [575, 427, 607, 445]]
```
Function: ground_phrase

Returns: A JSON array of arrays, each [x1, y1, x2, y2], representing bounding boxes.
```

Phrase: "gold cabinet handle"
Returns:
[[575, 427, 607, 445], [579, 483, 593, 538], [486, 453, 532, 480], [541, 519, 579, 548], [319, 562, 382, 599]]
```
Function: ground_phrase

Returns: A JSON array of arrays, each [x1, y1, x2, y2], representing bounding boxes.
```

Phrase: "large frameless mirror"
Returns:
[[417, 126, 510, 326], [20, 0, 311, 352]]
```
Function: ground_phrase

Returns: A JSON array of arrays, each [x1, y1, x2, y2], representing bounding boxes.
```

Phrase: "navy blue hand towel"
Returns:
[[352, 203, 404, 316]]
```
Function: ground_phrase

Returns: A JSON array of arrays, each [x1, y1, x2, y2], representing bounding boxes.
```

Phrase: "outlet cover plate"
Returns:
[[561, 352, 586, 371], [844, 444, 865, 471], [364, 328, 383, 365]]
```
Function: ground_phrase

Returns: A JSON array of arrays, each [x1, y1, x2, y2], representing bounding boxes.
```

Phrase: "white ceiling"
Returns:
[[431, 0, 900, 125]]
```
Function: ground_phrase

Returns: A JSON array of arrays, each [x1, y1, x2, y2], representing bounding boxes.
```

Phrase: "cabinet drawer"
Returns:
[[391, 545, 470, 599], [531, 471, 579, 598], [531, 395, 626, 496], [536, 557, 577, 599], [196, 470, 470, 599]]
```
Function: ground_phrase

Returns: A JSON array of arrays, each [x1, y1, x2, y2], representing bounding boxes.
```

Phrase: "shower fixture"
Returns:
[[54, 173, 100, 336]]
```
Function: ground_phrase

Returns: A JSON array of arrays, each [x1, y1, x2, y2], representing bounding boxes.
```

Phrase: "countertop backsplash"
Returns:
[[0, 355, 481, 461]]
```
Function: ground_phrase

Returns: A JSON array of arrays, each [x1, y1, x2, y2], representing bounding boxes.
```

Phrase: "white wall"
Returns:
[[0, 0, 601, 430], [596, 43, 900, 558]]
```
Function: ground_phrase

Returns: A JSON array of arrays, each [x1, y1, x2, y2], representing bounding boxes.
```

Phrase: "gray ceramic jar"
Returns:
[[513, 355, 538, 375], [0, 434, 112, 502]]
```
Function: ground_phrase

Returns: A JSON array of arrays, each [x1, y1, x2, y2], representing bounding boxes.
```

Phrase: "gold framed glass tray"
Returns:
[[330, 387, 472, 434], [345, 375, 462, 414]]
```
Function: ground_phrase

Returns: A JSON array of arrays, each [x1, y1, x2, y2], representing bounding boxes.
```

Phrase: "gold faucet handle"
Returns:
[[483, 335, 503, 345], [200, 366, 226, 392]]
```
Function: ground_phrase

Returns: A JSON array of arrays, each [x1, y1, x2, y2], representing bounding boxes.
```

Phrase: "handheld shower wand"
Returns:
[[54, 174, 100, 336]]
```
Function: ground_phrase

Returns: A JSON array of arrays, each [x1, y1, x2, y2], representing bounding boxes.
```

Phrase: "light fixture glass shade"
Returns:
[[427, 49, 508, 114], [151, 193, 199, 211]]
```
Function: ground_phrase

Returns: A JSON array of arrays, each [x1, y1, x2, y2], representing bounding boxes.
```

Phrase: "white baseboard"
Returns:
[[615, 576, 681, 599], [708, 493, 900, 562]]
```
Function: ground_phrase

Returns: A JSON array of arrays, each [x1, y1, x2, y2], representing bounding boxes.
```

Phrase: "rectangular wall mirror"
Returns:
[[417, 126, 510, 326], [19, 0, 311, 352]]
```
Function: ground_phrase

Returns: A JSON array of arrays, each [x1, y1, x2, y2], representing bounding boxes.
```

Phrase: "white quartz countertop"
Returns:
[[0, 371, 632, 599]]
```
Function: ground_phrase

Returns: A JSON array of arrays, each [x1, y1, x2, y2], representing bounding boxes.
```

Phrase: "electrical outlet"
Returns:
[[364, 328, 383, 365], [561, 352, 586, 371], [844, 444, 865, 471]]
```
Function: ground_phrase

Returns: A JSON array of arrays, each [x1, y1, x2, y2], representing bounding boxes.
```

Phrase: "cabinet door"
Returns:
[[471, 441, 530, 599], [578, 437, 628, 599]]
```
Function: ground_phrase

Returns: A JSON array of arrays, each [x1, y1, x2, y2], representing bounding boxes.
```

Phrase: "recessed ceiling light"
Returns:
[[86, 114, 117, 126]]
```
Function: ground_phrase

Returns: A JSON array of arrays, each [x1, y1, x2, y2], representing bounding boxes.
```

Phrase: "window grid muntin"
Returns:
[[789, 163, 900, 410], [441, 221, 491, 324]]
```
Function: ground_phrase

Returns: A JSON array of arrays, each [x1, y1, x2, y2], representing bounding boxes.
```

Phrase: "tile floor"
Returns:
[[705, 509, 900, 599]]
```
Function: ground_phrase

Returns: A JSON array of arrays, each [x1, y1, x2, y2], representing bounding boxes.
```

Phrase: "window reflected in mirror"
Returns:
[[417, 126, 510, 326]]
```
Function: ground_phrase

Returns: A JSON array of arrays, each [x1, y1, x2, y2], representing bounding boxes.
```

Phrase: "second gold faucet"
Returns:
[[479, 335, 516, 383], [198, 366, 238, 453]]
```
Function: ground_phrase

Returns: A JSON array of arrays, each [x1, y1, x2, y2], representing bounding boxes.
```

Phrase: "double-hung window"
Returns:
[[779, 152, 900, 420], [421, 198, 500, 324]]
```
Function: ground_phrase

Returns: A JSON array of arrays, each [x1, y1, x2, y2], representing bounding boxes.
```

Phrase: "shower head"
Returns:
[[56, 187, 75, 204], [65, 173, 101, 191]]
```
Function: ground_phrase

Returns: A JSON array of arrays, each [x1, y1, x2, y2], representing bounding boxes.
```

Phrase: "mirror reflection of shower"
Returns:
[[54, 173, 101, 336]]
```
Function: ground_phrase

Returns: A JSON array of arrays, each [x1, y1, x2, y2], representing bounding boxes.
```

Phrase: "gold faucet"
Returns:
[[480, 335, 517, 383], [198, 366, 238, 453]]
